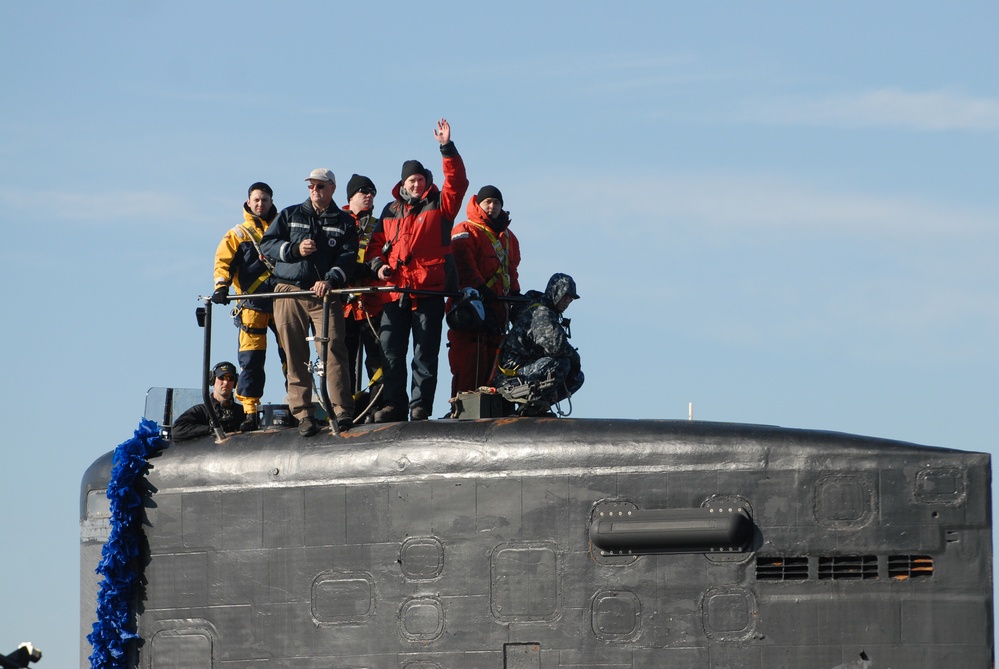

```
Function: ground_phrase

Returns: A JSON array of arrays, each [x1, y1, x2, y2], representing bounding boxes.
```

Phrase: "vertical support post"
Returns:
[[198, 300, 225, 440], [319, 293, 337, 433]]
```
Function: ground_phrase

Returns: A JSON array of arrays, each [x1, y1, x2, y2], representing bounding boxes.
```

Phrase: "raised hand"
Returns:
[[434, 118, 451, 145]]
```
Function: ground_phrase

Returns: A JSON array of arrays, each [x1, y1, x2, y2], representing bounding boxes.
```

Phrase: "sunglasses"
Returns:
[[357, 187, 376, 196], [308, 183, 330, 191]]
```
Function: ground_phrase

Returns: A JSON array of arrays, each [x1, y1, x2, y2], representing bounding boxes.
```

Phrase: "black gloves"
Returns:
[[353, 262, 375, 281], [211, 287, 230, 305], [477, 284, 496, 304]]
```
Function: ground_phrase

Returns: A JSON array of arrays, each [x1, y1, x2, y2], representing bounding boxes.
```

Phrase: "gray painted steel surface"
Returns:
[[80, 418, 994, 668]]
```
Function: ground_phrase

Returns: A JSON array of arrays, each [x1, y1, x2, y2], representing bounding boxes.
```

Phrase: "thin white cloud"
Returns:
[[518, 172, 998, 239], [583, 71, 732, 95], [539, 53, 698, 77], [448, 51, 729, 94], [511, 169, 999, 363], [0, 187, 217, 225], [743, 87, 999, 132], [5, 169, 994, 246]]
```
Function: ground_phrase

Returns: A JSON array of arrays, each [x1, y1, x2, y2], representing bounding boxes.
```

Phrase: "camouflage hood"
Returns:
[[544, 273, 580, 309]]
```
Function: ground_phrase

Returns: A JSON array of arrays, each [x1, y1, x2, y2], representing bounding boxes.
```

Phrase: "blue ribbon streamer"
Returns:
[[87, 418, 167, 669]]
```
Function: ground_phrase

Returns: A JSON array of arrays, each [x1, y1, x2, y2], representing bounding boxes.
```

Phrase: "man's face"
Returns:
[[349, 187, 375, 214], [403, 174, 426, 199], [246, 189, 272, 217], [213, 373, 236, 402], [556, 295, 574, 313], [479, 197, 502, 219], [308, 180, 334, 210]]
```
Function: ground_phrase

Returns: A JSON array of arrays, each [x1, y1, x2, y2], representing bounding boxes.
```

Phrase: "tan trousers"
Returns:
[[272, 284, 354, 420]]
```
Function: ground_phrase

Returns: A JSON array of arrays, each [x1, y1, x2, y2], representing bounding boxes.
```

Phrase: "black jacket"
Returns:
[[171, 396, 245, 441], [260, 199, 358, 289]]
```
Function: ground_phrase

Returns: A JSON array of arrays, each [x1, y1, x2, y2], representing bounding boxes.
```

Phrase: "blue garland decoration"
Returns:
[[87, 418, 167, 669]]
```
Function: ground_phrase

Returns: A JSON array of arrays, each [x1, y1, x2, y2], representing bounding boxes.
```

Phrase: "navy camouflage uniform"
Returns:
[[496, 273, 584, 408]]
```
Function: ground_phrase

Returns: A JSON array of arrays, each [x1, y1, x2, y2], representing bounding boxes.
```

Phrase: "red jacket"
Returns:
[[366, 143, 468, 306], [451, 195, 521, 297]]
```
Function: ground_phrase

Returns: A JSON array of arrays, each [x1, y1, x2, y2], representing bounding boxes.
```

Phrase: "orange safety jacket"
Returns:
[[451, 194, 521, 299]]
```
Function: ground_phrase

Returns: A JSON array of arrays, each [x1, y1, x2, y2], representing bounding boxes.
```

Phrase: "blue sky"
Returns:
[[2, 2, 997, 666]]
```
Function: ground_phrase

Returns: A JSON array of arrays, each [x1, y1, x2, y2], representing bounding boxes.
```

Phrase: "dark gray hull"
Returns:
[[80, 418, 994, 668]]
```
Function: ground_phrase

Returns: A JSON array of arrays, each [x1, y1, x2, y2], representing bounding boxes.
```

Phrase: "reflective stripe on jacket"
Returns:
[[260, 199, 358, 289]]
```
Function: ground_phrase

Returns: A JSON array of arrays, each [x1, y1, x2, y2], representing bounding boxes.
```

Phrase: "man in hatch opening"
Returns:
[[211, 181, 286, 432], [172, 361, 245, 441]]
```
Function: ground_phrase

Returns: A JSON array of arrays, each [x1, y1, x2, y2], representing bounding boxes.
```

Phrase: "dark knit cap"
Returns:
[[346, 174, 376, 200], [247, 181, 273, 197], [476, 185, 503, 206], [401, 159, 430, 182]]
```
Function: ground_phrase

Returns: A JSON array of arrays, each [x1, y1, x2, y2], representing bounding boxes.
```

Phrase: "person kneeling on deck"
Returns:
[[172, 362, 245, 441], [260, 168, 358, 437], [494, 273, 584, 415]]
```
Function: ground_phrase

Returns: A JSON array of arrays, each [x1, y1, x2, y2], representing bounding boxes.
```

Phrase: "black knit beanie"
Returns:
[[476, 185, 503, 206], [346, 174, 376, 200], [401, 160, 428, 182]]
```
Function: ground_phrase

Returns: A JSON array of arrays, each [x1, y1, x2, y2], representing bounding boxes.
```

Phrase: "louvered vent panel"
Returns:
[[888, 555, 934, 580], [755, 556, 808, 581], [817, 555, 878, 580]]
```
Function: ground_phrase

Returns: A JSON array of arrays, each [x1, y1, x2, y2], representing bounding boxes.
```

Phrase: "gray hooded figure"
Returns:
[[495, 273, 584, 411]]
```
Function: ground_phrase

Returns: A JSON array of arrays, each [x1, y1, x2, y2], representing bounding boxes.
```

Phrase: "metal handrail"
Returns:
[[196, 284, 529, 440], [196, 285, 410, 439]]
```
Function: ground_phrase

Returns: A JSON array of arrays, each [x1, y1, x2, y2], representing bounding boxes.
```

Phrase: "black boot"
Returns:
[[239, 412, 259, 432]]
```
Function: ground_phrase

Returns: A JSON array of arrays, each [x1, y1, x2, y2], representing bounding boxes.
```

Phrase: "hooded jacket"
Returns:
[[499, 274, 579, 372], [214, 204, 279, 312], [260, 199, 358, 289], [451, 194, 521, 298], [366, 141, 468, 305]]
